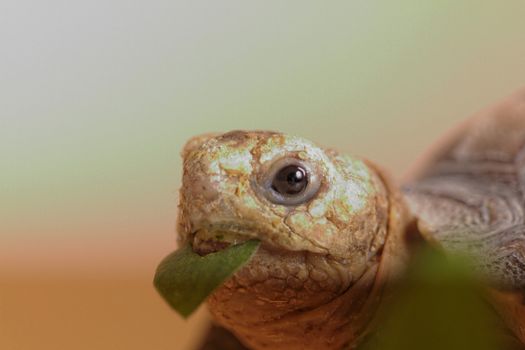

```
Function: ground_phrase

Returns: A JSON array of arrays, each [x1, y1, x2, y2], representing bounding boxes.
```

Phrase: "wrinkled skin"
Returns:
[[178, 131, 409, 349]]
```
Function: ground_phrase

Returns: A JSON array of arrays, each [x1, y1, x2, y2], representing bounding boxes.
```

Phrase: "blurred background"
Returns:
[[1, 1, 524, 349]]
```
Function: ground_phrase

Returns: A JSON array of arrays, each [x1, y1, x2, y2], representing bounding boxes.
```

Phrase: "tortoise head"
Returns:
[[178, 130, 407, 349]]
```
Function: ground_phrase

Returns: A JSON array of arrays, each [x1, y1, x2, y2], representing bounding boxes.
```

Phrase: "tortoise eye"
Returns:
[[258, 158, 321, 206], [271, 165, 308, 195]]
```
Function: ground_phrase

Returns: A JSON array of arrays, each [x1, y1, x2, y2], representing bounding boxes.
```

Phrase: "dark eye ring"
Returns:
[[258, 158, 321, 206]]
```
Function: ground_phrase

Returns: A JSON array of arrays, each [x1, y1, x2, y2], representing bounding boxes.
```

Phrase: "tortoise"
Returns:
[[157, 88, 525, 349]]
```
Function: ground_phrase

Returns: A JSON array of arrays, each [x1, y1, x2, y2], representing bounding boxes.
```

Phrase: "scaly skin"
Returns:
[[178, 131, 409, 349]]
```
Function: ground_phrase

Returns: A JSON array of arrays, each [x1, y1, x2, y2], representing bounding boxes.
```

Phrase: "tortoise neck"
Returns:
[[208, 263, 383, 350]]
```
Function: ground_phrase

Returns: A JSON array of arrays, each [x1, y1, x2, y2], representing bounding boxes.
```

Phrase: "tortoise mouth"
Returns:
[[185, 219, 333, 258], [190, 228, 256, 256]]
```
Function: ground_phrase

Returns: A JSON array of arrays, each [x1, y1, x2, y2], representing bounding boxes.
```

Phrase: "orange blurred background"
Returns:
[[1, 1, 525, 349]]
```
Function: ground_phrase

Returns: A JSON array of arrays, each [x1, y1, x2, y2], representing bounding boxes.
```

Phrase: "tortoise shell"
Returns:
[[404, 88, 525, 288]]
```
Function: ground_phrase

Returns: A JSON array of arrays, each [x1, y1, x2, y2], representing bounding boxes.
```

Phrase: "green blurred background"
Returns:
[[1, 1, 524, 349]]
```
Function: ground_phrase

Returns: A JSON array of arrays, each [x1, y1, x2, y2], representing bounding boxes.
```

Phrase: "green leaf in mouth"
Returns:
[[153, 240, 260, 318]]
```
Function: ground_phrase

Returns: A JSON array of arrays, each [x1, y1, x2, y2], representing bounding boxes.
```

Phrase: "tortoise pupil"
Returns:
[[271, 165, 308, 195]]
